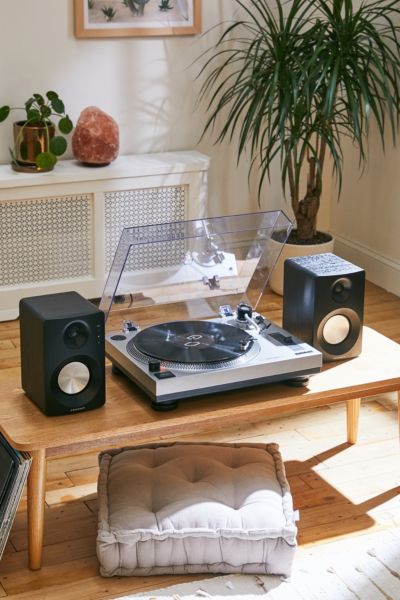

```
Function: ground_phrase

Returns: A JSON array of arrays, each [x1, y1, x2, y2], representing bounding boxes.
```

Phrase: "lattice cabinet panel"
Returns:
[[104, 185, 186, 271], [0, 151, 209, 321], [0, 195, 93, 287]]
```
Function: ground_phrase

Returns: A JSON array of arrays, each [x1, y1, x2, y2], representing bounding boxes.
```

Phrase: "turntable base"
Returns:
[[105, 315, 322, 407]]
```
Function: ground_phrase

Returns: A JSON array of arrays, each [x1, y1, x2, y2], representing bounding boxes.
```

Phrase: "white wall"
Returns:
[[0, 0, 287, 220], [330, 123, 400, 295]]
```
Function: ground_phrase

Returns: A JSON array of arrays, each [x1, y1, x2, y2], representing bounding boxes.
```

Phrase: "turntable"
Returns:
[[100, 211, 322, 410]]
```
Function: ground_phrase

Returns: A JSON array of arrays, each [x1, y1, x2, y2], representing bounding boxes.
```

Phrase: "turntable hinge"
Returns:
[[202, 275, 220, 289]]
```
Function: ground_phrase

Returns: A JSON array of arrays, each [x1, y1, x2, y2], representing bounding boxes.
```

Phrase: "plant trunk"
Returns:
[[293, 191, 320, 241]]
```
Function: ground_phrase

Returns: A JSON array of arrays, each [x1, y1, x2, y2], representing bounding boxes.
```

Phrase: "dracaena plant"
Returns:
[[0, 91, 73, 170], [198, 0, 400, 243]]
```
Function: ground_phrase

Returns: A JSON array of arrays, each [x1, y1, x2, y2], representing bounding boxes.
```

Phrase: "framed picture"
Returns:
[[74, 0, 201, 38]]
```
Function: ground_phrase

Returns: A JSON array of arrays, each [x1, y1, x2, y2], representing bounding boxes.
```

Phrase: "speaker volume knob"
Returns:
[[58, 362, 90, 395]]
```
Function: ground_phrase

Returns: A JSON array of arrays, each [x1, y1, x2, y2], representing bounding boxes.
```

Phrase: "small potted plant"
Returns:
[[0, 91, 73, 172]]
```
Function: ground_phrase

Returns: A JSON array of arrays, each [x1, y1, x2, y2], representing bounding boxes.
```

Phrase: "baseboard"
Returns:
[[333, 233, 400, 297]]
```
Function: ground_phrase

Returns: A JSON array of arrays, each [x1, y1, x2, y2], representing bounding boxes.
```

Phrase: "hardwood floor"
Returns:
[[0, 281, 399, 599]]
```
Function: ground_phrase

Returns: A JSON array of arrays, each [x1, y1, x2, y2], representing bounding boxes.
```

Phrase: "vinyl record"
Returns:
[[133, 320, 254, 364]]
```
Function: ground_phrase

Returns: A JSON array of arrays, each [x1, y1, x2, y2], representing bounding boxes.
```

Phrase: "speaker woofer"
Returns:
[[57, 361, 91, 394], [322, 314, 351, 345], [317, 308, 361, 357]]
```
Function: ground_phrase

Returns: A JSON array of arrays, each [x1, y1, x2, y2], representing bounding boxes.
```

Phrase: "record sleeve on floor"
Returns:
[[0, 433, 31, 558]]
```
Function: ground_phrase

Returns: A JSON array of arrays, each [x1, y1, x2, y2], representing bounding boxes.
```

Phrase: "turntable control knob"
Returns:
[[237, 303, 253, 322], [148, 360, 161, 373]]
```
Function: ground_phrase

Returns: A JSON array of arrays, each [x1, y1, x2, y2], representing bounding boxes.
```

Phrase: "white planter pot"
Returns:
[[269, 235, 335, 295]]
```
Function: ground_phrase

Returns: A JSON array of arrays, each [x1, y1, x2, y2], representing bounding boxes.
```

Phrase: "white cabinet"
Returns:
[[0, 151, 209, 321]]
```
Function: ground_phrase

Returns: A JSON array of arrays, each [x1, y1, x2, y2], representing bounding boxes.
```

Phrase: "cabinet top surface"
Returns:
[[0, 151, 210, 190]]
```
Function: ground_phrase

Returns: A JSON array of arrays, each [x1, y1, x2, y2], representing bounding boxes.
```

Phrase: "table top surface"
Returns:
[[0, 326, 399, 452]]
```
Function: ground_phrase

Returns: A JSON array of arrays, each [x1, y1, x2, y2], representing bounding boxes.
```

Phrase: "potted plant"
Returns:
[[198, 0, 400, 293], [0, 91, 73, 172]]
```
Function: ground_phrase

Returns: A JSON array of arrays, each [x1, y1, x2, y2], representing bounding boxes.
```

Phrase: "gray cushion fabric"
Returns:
[[97, 442, 297, 577]]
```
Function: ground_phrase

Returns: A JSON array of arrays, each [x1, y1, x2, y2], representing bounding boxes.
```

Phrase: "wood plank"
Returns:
[[66, 466, 98, 487], [0, 536, 96, 576], [44, 483, 98, 507], [0, 556, 100, 595], [11, 513, 97, 552], [298, 517, 396, 544], [2, 574, 202, 600], [11, 501, 93, 533]]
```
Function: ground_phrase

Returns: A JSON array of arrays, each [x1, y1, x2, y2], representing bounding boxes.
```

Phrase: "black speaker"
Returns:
[[19, 291, 105, 416], [282, 253, 365, 362]]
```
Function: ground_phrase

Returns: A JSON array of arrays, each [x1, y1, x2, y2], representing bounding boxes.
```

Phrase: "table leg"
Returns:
[[27, 448, 46, 570], [346, 398, 361, 444]]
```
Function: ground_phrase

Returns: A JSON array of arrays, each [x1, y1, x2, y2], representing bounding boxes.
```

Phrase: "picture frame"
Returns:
[[74, 0, 201, 38]]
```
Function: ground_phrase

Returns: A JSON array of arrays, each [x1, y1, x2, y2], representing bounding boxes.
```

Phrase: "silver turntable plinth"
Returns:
[[105, 312, 321, 407]]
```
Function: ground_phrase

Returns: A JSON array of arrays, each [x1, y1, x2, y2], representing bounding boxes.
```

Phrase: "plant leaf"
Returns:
[[25, 97, 35, 112], [49, 136, 67, 156], [33, 93, 44, 106], [35, 152, 57, 170], [0, 106, 10, 122], [26, 109, 42, 123], [46, 91, 59, 101], [40, 105, 52, 119], [50, 98, 65, 114], [58, 116, 73, 134]]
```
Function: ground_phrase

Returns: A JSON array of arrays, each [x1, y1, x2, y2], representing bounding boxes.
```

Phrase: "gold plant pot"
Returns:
[[12, 121, 55, 173]]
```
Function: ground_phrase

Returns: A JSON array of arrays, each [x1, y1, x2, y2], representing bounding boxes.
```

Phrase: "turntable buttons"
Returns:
[[111, 335, 127, 341], [154, 371, 175, 380], [148, 361, 161, 373]]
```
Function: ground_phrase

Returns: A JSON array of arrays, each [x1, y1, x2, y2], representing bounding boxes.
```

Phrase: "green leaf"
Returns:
[[35, 152, 57, 170], [46, 91, 59, 101], [49, 136, 67, 156], [33, 93, 44, 106], [0, 105, 10, 122], [25, 97, 35, 112], [58, 116, 73, 134], [40, 105, 52, 119], [26, 109, 42, 123], [50, 98, 65, 114]]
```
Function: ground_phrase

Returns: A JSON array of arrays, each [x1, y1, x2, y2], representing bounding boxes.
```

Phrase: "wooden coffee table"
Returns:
[[0, 326, 399, 570]]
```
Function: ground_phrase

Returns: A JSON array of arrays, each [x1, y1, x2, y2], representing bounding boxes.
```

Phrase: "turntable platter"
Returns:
[[132, 320, 254, 364]]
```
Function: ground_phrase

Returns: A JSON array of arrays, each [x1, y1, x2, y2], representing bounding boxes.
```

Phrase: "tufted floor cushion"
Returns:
[[97, 442, 297, 577]]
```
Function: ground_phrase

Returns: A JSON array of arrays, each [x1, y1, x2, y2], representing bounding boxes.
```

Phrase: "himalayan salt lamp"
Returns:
[[72, 106, 119, 166]]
